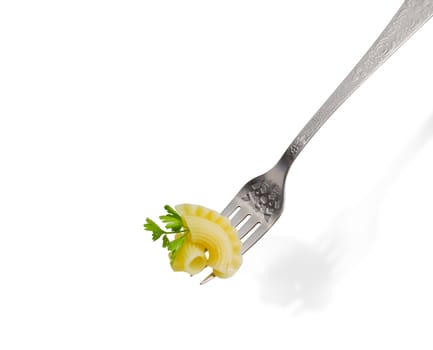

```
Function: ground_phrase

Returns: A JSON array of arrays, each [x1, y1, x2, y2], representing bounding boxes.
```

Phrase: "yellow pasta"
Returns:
[[170, 237, 207, 275], [173, 204, 242, 278]]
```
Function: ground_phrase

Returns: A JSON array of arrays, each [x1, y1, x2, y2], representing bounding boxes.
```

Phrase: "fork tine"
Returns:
[[237, 217, 260, 239], [230, 208, 249, 227], [200, 272, 215, 285], [200, 219, 265, 285], [221, 200, 239, 218], [201, 221, 265, 284], [240, 224, 267, 254], [200, 201, 241, 286], [201, 218, 263, 285]]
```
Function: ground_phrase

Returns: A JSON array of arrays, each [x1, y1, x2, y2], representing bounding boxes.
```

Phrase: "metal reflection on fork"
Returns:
[[200, 0, 433, 285]]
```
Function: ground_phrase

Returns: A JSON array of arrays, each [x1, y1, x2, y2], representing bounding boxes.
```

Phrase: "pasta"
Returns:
[[173, 204, 242, 278], [170, 237, 207, 275]]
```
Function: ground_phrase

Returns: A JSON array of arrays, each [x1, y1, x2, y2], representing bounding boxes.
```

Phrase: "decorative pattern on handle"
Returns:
[[285, 0, 433, 162], [352, 0, 433, 82], [241, 180, 282, 222]]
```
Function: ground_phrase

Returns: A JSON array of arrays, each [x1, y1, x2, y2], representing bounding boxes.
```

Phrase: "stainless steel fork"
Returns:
[[201, 0, 433, 284]]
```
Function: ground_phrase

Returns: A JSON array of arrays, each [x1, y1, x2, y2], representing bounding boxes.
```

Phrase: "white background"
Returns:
[[1, 0, 433, 349]]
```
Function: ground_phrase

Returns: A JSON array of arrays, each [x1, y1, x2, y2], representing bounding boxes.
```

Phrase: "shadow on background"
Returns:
[[258, 113, 433, 314]]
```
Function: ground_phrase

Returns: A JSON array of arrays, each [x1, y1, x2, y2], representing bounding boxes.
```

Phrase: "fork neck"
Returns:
[[268, 151, 295, 186], [276, 147, 296, 174]]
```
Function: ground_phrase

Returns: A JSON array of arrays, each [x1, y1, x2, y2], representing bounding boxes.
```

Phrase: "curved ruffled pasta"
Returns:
[[171, 238, 207, 275], [174, 204, 242, 278]]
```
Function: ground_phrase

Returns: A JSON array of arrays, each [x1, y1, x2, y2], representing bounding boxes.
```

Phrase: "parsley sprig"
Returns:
[[144, 205, 189, 262]]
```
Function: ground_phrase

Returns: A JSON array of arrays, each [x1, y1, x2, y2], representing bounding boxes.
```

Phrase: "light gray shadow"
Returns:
[[259, 113, 433, 314]]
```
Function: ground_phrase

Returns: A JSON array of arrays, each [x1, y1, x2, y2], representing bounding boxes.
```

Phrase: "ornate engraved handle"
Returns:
[[281, 0, 433, 166]]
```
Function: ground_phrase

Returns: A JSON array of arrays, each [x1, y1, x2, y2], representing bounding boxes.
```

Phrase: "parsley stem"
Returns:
[[163, 230, 189, 235]]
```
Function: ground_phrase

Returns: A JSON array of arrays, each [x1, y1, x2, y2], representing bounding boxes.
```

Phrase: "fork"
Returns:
[[200, 0, 433, 284]]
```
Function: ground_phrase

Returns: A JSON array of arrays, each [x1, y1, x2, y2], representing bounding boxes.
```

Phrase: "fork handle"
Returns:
[[280, 0, 433, 167]]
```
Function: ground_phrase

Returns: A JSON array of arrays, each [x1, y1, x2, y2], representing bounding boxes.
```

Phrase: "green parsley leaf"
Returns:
[[144, 205, 189, 263], [162, 235, 170, 248], [164, 205, 181, 218], [159, 215, 183, 231], [143, 218, 165, 241], [167, 235, 186, 261]]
